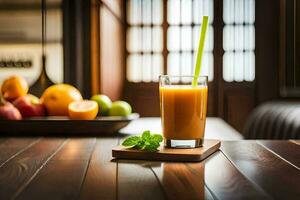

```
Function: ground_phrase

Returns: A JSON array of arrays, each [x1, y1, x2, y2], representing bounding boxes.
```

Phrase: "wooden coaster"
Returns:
[[112, 139, 220, 162]]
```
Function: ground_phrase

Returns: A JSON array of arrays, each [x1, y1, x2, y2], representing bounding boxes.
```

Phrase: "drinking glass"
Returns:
[[159, 75, 208, 148]]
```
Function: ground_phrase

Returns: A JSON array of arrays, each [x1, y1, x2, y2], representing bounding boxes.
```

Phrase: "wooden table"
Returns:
[[120, 117, 243, 140], [0, 138, 299, 200]]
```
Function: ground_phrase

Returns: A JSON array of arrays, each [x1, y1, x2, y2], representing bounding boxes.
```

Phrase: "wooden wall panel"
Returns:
[[225, 93, 254, 133], [256, 0, 279, 102], [99, 2, 124, 101], [90, 0, 100, 94], [63, 0, 91, 98], [101, 0, 122, 19], [123, 83, 160, 116], [279, 0, 300, 97]]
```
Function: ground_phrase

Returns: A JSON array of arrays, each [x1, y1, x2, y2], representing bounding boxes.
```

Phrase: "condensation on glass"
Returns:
[[126, 0, 214, 82], [223, 0, 255, 82], [127, 0, 163, 82], [167, 0, 214, 81]]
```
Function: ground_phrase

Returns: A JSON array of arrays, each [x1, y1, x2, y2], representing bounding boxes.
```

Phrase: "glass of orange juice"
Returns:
[[159, 75, 208, 148]]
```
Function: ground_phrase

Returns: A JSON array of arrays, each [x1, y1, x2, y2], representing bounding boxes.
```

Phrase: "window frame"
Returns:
[[125, 0, 215, 83], [123, 0, 257, 118]]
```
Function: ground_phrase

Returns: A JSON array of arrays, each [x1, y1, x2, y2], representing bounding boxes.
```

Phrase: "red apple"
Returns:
[[0, 95, 22, 120], [13, 94, 46, 118]]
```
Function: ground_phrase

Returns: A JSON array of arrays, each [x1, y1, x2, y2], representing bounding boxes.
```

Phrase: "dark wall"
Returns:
[[62, 0, 125, 100], [256, 0, 280, 104], [63, 0, 91, 98], [279, 0, 300, 97]]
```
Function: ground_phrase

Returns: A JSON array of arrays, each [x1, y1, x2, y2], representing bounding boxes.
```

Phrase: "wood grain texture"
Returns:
[[0, 138, 66, 199], [151, 162, 208, 200], [79, 138, 119, 200], [118, 160, 165, 200], [0, 138, 298, 200], [15, 138, 96, 200], [290, 140, 300, 145], [50, 138, 96, 161], [202, 151, 270, 200], [257, 140, 300, 168], [0, 138, 8, 144], [221, 141, 300, 199], [152, 151, 269, 200], [112, 139, 220, 162], [0, 138, 40, 166]]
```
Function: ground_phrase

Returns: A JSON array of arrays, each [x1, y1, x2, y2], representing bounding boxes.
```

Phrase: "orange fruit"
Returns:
[[68, 100, 98, 120], [41, 84, 83, 116], [1, 75, 28, 101]]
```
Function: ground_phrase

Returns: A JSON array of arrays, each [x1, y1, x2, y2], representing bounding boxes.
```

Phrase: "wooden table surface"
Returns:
[[119, 117, 243, 140], [0, 137, 299, 200]]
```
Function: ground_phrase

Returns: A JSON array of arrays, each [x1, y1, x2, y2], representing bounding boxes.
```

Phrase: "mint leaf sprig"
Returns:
[[122, 130, 163, 152]]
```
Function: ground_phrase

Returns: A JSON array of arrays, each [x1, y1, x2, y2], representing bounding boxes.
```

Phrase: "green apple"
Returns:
[[91, 94, 112, 116], [109, 101, 132, 116]]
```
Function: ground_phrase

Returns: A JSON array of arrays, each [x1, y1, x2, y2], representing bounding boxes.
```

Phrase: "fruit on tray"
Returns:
[[68, 100, 98, 120], [109, 101, 132, 116], [1, 75, 28, 101], [0, 94, 22, 120], [13, 94, 46, 118], [0, 75, 134, 120], [41, 84, 83, 116], [91, 94, 112, 116]]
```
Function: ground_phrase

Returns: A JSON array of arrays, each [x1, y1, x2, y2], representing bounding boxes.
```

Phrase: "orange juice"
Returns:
[[160, 85, 208, 141]]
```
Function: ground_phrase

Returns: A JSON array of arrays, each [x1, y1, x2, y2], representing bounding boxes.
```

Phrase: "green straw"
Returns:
[[192, 16, 209, 86]]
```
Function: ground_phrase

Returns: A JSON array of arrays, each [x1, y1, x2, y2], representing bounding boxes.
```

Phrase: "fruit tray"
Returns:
[[0, 113, 139, 136]]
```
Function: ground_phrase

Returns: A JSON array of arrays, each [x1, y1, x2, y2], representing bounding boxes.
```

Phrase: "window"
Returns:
[[126, 0, 213, 82], [126, 0, 254, 83], [223, 0, 255, 82], [167, 0, 213, 81], [126, 0, 163, 82]]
